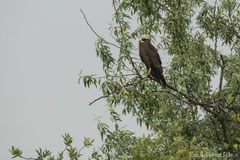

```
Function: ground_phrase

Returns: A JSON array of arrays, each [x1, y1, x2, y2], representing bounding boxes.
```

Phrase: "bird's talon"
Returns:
[[146, 68, 152, 78]]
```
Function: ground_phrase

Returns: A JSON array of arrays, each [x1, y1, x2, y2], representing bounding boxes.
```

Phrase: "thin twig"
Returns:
[[18, 156, 35, 160], [78, 145, 86, 154], [95, 73, 137, 79], [89, 78, 147, 105], [156, 1, 174, 14], [80, 9, 120, 49], [152, 89, 183, 102], [129, 57, 142, 78]]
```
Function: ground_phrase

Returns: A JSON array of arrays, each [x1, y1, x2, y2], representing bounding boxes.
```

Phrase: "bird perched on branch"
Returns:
[[139, 37, 167, 88]]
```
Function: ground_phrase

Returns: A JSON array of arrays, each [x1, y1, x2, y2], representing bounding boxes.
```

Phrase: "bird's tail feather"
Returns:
[[158, 73, 167, 89], [152, 71, 167, 89]]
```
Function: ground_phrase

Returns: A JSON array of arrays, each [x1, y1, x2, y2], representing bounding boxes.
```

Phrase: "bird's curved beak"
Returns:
[[139, 37, 149, 43], [139, 37, 144, 43]]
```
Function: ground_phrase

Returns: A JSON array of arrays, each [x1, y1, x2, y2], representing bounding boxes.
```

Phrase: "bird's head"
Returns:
[[139, 37, 150, 43]]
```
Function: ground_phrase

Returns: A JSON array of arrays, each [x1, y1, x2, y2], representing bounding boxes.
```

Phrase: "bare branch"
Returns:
[[129, 57, 143, 78], [95, 73, 137, 79], [80, 9, 120, 49]]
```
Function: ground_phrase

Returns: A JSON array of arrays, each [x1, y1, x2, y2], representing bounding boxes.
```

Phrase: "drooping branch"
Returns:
[[112, 0, 143, 79], [112, 0, 124, 36]]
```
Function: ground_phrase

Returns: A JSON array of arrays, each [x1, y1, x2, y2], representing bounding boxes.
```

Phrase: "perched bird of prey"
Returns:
[[139, 37, 167, 88]]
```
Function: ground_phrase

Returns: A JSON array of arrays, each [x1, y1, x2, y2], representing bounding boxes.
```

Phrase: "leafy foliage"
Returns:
[[10, 134, 95, 160], [11, 0, 240, 159]]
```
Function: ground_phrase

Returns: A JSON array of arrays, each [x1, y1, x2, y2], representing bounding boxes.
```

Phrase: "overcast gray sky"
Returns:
[[0, 0, 148, 159]]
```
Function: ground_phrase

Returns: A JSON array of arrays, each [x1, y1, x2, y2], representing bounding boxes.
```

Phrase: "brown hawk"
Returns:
[[139, 37, 167, 88]]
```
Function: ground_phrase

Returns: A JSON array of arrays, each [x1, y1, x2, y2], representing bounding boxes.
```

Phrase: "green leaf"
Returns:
[[212, 91, 218, 99], [10, 146, 22, 158], [62, 133, 73, 146], [226, 94, 233, 103], [190, 136, 196, 147], [83, 137, 94, 147]]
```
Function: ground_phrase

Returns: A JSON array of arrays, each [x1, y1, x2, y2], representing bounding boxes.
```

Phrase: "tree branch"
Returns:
[[213, 0, 221, 66], [89, 78, 147, 105], [165, 83, 218, 116], [18, 156, 36, 160], [112, 1, 143, 79], [209, 117, 222, 145], [80, 9, 120, 49], [95, 73, 137, 79], [112, 0, 124, 35], [129, 57, 143, 78], [219, 55, 226, 91]]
